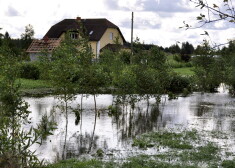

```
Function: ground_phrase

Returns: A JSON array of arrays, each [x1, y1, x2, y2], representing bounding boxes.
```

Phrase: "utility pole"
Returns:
[[131, 12, 134, 57]]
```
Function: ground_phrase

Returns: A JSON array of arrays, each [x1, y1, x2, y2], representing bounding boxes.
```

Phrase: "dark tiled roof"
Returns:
[[44, 18, 126, 42]]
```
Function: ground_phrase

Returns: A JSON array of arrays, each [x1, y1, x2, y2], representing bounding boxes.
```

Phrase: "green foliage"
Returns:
[[21, 24, 34, 49], [19, 62, 40, 80], [122, 155, 197, 168], [167, 54, 193, 68], [192, 41, 225, 92], [96, 149, 104, 157], [19, 78, 51, 90], [221, 41, 235, 94], [133, 130, 197, 150], [0, 47, 42, 167], [107, 105, 121, 116], [221, 160, 235, 168], [37, 114, 57, 141], [119, 50, 131, 64], [113, 65, 137, 94], [180, 143, 219, 162], [135, 66, 164, 95], [42, 159, 111, 168], [168, 92, 178, 100], [173, 54, 182, 62], [173, 67, 194, 76], [189, 0, 235, 25], [167, 73, 192, 93], [49, 36, 81, 96], [99, 49, 116, 65], [180, 42, 194, 62], [79, 64, 111, 94], [168, 43, 181, 54]]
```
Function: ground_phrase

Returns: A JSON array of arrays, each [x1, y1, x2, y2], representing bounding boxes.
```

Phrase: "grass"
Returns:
[[166, 54, 195, 76], [130, 129, 229, 167], [18, 78, 52, 90], [132, 130, 197, 149], [16, 78, 54, 96], [42, 159, 115, 168], [167, 54, 192, 68], [41, 129, 235, 168], [173, 67, 195, 76]]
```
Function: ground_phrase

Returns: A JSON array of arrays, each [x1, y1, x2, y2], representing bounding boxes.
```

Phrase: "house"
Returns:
[[27, 17, 126, 61]]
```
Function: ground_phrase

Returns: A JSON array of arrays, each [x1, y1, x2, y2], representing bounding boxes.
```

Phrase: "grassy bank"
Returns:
[[18, 78, 52, 89], [42, 129, 235, 168], [17, 78, 54, 96]]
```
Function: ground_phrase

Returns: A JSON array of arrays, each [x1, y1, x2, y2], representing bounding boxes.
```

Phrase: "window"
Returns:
[[109, 32, 113, 40], [89, 31, 93, 35], [70, 33, 78, 39]]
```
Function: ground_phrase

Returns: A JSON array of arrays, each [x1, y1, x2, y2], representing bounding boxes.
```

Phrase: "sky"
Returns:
[[0, 0, 234, 47]]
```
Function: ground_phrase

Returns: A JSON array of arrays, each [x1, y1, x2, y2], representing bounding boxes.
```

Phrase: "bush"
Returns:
[[173, 54, 182, 62], [166, 73, 192, 93], [20, 63, 40, 80], [181, 53, 191, 62], [222, 160, 235, 168]]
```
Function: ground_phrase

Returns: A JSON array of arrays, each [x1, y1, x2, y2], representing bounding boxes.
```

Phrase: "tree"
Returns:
[[44, 30, 94, 158], [79, 64, 110, 152], [0, 28, 2, 46], [192, 40, 225, 92], [189, 0, 235, 28], [180, 42, 194, 62], [21, 24, 34, 49], [48, 34, 83, 159], [2, 32, 13, 48], [0, 28, 3, 38], [220, 40, 235, 95], [188, 0, 235, 93], [168, 43, 181, 54], [0, 47, 42, 167]]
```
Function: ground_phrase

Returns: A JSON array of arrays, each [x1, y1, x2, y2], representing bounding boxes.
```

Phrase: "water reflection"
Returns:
[[24, 92, 235, 162]]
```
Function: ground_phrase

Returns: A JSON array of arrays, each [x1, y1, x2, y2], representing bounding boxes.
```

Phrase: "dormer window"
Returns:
[[110, 32, 113, 40], [70, 33, 78, 39]]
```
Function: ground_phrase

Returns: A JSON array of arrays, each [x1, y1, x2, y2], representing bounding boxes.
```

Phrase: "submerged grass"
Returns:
[[41, 129, 234, 168], [42, 159, 116, 168], [132, 130, 198, 150], [131, 130, 233, 167]]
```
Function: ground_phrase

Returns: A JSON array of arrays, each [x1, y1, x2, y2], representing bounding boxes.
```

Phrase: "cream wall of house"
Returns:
[[100, 28, 124, 49], [59, 28, 124, 58], [89, 41, 97, 58]]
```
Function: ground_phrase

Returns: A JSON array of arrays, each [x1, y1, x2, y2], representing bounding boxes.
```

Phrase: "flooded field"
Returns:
[[24, 89, 235, 163]]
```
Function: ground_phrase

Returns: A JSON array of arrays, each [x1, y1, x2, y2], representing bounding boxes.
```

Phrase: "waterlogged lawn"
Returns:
[[42, 129, 235, 168]]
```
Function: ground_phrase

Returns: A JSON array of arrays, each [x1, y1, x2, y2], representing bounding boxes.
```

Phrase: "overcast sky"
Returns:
[[0, 0, 234, 47]]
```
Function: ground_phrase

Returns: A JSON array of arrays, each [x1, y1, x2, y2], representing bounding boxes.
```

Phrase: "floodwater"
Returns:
[[24, 86, 235, 162]]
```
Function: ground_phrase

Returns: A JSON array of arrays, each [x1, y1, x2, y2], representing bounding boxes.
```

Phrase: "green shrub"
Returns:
[[222, 160, 235, 168], [166, 73, 192, 93], [173, 54, 182, 62], [20, 63, 40, 80]]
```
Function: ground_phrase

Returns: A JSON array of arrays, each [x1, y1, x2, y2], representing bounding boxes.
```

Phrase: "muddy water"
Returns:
[[24, 89, 235, 162]]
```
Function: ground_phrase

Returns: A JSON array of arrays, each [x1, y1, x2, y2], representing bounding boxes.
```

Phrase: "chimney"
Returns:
[[43, 36, 49, 43], [76, 17, 81, 21]]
